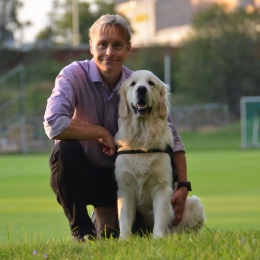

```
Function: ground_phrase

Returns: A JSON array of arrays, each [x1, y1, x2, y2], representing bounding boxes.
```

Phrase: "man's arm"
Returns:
[[171, 151, 189, 226], [55, 119, 116, 156]]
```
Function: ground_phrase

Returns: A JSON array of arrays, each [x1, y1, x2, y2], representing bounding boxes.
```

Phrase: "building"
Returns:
[[114, 0, 257, 47]]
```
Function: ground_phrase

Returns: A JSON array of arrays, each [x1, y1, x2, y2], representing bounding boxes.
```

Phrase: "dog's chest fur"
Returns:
[[116, 152, 172, 216], [116, 117, 173, 150]]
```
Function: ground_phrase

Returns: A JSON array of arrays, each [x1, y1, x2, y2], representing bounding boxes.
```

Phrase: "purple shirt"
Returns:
[[44, 59, 185, 168]]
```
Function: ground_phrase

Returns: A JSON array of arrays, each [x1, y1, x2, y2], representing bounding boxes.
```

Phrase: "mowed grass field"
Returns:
[[0, 123, 259, 244]]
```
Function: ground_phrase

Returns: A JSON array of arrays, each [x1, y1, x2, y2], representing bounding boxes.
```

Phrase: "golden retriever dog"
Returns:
[[115, 70, 204, 239]]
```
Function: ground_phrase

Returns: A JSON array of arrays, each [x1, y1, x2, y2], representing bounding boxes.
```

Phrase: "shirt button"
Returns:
[[107, 116, 110, 120]]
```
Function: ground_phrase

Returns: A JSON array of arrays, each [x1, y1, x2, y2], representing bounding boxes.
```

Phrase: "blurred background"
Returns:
[[1, 0, 260, 153]]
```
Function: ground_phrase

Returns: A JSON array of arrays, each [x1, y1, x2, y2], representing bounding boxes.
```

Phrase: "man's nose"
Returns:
[[106, 45, 114, 56]]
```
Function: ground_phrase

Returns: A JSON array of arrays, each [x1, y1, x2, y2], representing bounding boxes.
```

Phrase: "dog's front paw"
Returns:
[[153, 230, 167, 239], [119, 232, 131, 241]]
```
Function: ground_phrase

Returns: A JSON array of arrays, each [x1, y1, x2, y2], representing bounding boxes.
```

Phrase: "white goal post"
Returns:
[[240, 96, 260, 149]]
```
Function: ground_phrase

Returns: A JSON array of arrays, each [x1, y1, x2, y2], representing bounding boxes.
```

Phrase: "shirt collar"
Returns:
[[89, 59, 103, 82]]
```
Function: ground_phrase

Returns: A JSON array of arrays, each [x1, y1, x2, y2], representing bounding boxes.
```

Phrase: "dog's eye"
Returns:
[[148, 80, 155, 86], [130, 81, 136, 87]]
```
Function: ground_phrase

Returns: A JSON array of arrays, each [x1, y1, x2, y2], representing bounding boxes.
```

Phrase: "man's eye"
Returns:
[[99, 42, 107, 48], [114, 43, 123, 49], [130, 81, 136, 87], [148, 80, 155, 86]]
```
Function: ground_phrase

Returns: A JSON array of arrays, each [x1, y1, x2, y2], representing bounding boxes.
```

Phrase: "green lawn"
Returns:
[[0, 154, 71, 242], [187, 150, 260, 230], [0, 124, 259, 243]]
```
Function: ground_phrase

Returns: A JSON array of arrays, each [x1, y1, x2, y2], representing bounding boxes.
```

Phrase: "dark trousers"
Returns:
[[49, 139, 118, 236]]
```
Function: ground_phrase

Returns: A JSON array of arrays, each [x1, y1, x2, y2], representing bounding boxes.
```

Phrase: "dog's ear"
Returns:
[[159, 83, 170, 118], [118, 83, 129, 118]]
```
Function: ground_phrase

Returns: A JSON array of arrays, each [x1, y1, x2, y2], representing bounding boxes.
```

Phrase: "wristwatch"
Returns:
[[177, 181, 192, 191]]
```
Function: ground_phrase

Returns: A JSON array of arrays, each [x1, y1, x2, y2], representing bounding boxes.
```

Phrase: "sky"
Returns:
[[19, 0, 53, 43], [18, 0, 92, 43]]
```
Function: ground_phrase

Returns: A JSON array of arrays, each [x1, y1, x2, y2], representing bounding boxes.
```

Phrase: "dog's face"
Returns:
[[119, 70, 170, 118]]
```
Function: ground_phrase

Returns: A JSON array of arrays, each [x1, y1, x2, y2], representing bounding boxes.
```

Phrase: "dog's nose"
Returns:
[[137, 86, 147, 95]]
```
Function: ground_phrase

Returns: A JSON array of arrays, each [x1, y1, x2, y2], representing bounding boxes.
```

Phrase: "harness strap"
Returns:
[[117, 144, 173, 157], [117, 145, 178, 182]]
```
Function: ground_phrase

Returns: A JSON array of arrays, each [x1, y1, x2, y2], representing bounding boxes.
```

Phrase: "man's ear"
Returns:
[[89, 41, 93, 55], [127, 42, 132, 54]]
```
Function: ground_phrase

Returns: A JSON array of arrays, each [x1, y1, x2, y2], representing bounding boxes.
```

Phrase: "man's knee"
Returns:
[[49, 139, 84, 186], [55, 139, 82, 154], [50, 139, 84, 164]]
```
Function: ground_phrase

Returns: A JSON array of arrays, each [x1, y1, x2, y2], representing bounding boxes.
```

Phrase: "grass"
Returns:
[[0, 230, 259, 259], [0, 154, 71, 243], [0, 123, 260, 259], [187, 149, 260, 229], [181, 122, 242, 151]]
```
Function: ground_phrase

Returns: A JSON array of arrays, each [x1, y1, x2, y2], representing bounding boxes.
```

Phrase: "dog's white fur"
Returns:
[[115, 70, 204, 239]]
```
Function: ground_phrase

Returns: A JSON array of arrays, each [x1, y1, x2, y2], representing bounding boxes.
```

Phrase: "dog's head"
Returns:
[[118, 70, 170, 118]]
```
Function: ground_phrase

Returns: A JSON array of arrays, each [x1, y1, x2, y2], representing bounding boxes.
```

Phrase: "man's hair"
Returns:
[[89, 14, 131, 43]]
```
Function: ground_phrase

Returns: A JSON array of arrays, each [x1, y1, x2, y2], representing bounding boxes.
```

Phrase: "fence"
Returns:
[[171, 103, 230, 132], [0, 64, 54, 153], [0, 63, 28, 153]]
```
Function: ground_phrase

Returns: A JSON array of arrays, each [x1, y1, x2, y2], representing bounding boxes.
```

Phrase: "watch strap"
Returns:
[[177, 181, 192, 191]]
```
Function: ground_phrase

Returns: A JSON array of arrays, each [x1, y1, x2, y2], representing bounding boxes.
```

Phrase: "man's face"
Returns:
[[90, 25, 131, 75]]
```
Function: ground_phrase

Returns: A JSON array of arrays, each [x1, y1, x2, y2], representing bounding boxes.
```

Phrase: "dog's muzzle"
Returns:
[[131, 86, 152, 116]]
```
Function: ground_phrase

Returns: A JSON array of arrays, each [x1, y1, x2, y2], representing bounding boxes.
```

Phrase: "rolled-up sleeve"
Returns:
[[167, 114, 185, 152], [43, 69, 76, 139]]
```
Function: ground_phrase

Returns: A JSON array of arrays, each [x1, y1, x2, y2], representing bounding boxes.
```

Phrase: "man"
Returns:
[[44, 14, 189, 241]]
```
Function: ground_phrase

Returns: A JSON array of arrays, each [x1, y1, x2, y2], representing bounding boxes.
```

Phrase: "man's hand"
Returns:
[[171, 187, 188, 226], [55, 119, 116, 156], [98, 135, 116, 156]]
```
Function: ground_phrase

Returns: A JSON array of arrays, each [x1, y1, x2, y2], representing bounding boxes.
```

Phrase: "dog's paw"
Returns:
[[153, 230, 167, 239], [119, 233, 131, 241]]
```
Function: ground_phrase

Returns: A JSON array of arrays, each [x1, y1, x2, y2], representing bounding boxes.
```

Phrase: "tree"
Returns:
[[36, 0, 116, 45], [0, 0, 32, 70], [174, 4, 260, 118], [0, 0, 31, 48], [0, 0, 23, 47]]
